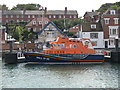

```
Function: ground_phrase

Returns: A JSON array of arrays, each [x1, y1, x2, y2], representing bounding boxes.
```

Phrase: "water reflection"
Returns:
[[2, 62, 119, 88]]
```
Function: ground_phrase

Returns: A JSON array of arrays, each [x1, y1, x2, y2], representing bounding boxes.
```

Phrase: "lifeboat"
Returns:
[[24, 36, 104, 64]]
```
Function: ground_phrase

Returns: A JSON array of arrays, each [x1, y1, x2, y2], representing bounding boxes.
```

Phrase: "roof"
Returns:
[[2, 10, 78, 15], [46, 10, 78, 15], [38, 21, 64, 35], [26, 17, 50, 26], [84, 11, 100, 18], [68, 22, 103, 32], [103, 8, 120, 15]]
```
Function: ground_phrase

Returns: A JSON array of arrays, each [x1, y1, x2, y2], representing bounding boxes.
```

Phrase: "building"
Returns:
[[1, 7, 78, 25], [68, 22, 104, 48], [83, 10, 101, 22], [26, 17, 50, 32], [102, 8, 120, 48], [0, 26, 7, 44], [37, 21, 64, 43]]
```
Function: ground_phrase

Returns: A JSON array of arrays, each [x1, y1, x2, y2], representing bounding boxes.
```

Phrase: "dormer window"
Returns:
[[33, 21, 36, 25], [39, 21, 42, 25], [91, 24, 96, 29], [45, 21, 48, 24], [110, 10, 116, 15]]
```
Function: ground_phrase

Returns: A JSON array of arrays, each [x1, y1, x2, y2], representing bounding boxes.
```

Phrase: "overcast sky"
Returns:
[[1, 0, 119, 16]]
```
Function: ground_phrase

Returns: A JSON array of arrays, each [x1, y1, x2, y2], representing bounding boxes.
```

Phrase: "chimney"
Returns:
[[65, 7, 67, 14], [92, 10, 94, 12], [44, 7, 47, 15]]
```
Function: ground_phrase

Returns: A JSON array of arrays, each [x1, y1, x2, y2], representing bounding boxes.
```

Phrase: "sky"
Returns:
[[1, 0, 120, 17]]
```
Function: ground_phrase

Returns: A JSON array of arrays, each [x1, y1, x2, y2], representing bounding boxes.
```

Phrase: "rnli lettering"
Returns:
[[36, 57, 50, 60]]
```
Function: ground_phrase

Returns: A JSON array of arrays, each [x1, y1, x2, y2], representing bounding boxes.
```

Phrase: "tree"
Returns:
[[11, 4, 42, 10], [52, 17, 84, 31], [97, 1, 120, 12], [0, 4, 8, 10], [21, 28, 38, 43]]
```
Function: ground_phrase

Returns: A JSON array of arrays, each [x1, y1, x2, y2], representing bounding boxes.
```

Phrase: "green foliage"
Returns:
[[11, 4, 41, 10], [21, 28, 38, 43], [66, 31, 77, 38], [97, 1, 120, 12], [13, 26, 24, 41], [52, 17, 84, 31]]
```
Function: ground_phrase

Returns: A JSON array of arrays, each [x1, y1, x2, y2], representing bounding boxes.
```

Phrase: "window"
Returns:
[[6, 15, 8, 18], [70, 15, 72, 18], [6, 20, 8, 23], [49, 15, 51, 18], [90, 33, 98, 39], [39, 21, 42, 25], [28, 28, 31, 32], [53, 15, 56, 18], [104, 18, 110, 24], [91, 24, 96, 29], [74, 15, 76, 18], [110, 10, 116, 15], [45, 21, 48, 24], [70, 44, 72, 48], [32, 15, 35, 18], [73, 44, 77, 48], [11, 15, 13, 18], [113, 18, 119, 24], [33, 21, 36, 25], [28, 15, 30, 18], [61, 44, 64, 47], [33, 28, 36, 32], [92, 41, 97, 46], [21, 15, 24, 18], [17, 15, 19, 18], [109, 26, 119, 35], [53, 44, 57, 47], [109, 39, 114, 46], [17, 20, 19, 22], [59, 15, 62, 18]]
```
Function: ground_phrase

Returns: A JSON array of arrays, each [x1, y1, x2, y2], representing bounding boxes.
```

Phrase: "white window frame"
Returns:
[[11, 15, 13, 18], [6, 15, 8, 18], [91, 24, 96, 29], [49, 15, 51, 18], [53, 15, 56, 18], [32, 15, 35, 18], [33, 21, 36, 25], [28, 15, 30, 18], [109, 26, 119, 35], [59, 15, 62, 18], [17, 15, 19, 18], [74, 15, 76, 18], [104, 18, 110, 24], [33, 28, 37, 32], [45, 21, 48, 24], [113, 18, 119, 24], [110, 10, 116, 15], [39, 21, 42, 25]]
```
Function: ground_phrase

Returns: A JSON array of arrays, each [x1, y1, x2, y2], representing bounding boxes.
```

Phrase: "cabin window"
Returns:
[[61, 44, 64, 47], [53, 44, 57, 47], [58, 44, 60, 47], [70, 44, 72, 48], [73, 44, 77, 48]]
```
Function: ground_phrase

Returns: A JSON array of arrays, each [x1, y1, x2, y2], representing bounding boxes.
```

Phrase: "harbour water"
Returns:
[[1, 58, 120, 88]]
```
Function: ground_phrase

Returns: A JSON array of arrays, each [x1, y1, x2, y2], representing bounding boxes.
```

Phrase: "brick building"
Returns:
[[102, 8, 120, 48], [83, 10, 101, 22], [26, 17, 50, 32], [1, 7, 78, 25]]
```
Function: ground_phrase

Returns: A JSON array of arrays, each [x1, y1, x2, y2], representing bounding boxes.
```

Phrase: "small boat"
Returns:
[[24, 36, 104, 64]]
